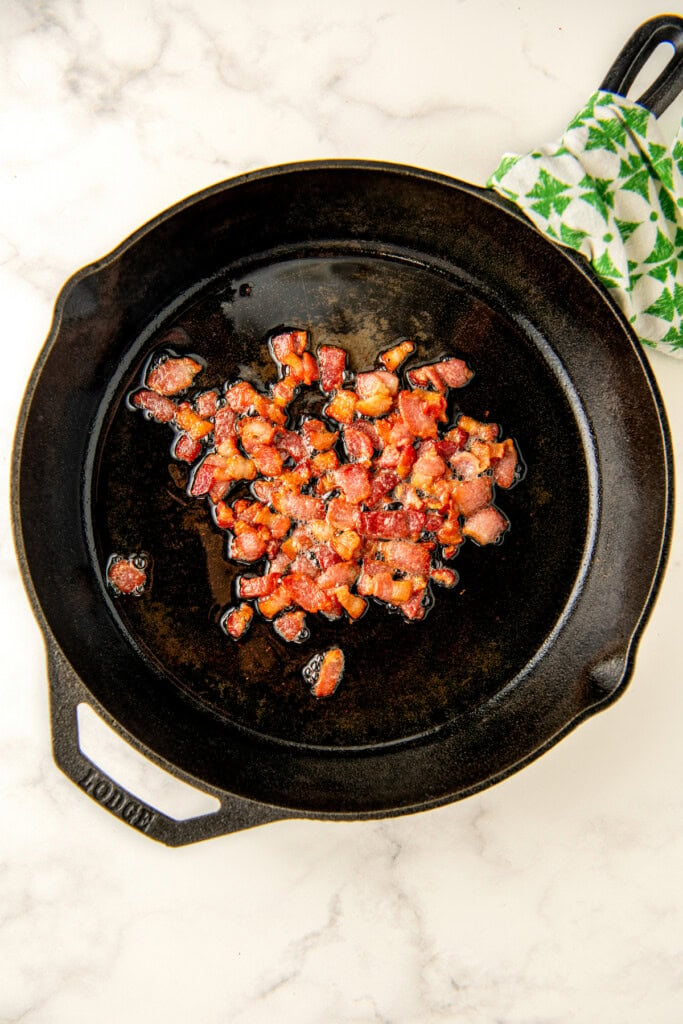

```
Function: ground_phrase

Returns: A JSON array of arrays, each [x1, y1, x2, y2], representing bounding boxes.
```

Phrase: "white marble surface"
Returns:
[[2, 1, 683, 1021]]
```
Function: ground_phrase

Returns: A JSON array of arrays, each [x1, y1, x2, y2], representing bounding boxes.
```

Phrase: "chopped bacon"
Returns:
[[274, 610, 308, 643], [174, 432, 203, 462], [271, 330, 308, 364], [107, 557, 147, 595], [195, 390, 219, 418], [334, 464, 371, 504], [309, 648, 345, 697], [302, 418, 339, 452], [283, 574, 331, 614], [458, 415, 499, 443], [132, 389, 176, 423], [361, 509, 425, 540], [317, 346, 347, 392], [230, 528, 269, 562], [317, 560, 360, 591], [398, 389, 441, 439], [453, 476, 492, 517], [325, 389, 358, 425], [147, 355, 202, 396], [377, 540, 432, 576], [222, 603, 254, 639], [343, 424, 375, 464], [462, 506, 509, 545], [175, 403, 213, 440], [379, 340, 415, 372], [492, 438, 519, 489], [133, 332, 520, 686]]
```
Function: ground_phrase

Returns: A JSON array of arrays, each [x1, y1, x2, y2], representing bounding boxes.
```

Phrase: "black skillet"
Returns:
[[12, 17, 681, 844]]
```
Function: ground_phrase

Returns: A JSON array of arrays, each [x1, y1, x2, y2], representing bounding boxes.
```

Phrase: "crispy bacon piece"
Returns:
[[175, 402, 213, 440], [318, 346, 347, 392], [147, 356, 202, 396], [369, 468, 399, 506], [251, 444, 284, 477], [327, 498, 362, 532], [317, 560, 360, 591], [361, 509, 426, 540], [309, 648, 345, 698], [107, 557, 147, 595], [132, 389, 176, 422], [492, 438, 519, 489], [222, 603, 253, 639], [407, 363, 445, 391], [334, 464, 371, 504], [274, 610, 308, 643], [195, 390, 219, 418], [398, 389, 441, 439], [174, 432, 203, 462], [230, 527, 268, 562], [462, 506, 509, 545], [237, 416, 275, 452], [330, 529, 362, 562], [458, 415, 499, 443], [274, 491, 326, 522], [325, 389, 358, 425], [377, 540, 433, 576], [435, 357, 472, 388], [453, 476, 492, 517], [430, 567, 458, 587], [334, 585, 367, 619], [343, 424, 374, 464], [271, 330, 308, 364], [283, 574, 331, 614], [379, 340, 415, 372], [302, 418, 339, 452]]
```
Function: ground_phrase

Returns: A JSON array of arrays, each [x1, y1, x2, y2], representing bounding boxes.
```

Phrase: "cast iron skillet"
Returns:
[[12, 17, 681, 845]]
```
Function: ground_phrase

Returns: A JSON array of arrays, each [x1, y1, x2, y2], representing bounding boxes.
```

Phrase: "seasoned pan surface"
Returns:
[[14, 163, 672, 826]]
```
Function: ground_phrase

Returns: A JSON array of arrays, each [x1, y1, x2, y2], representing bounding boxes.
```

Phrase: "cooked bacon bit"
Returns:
[[301, 352, 319, 385], [174, 432, 203, 462], [453, 476, 492, 517], [318, 346, 347, 392], [230, 527, 268, 562], [407, 363, 445, 391], [430, 567, 458, 587], [412, 449, 446, 480], [317, 560, 360, 591], [379, 340, 415, 372], [132, 389, 176, 422], [334, 585, 367, 619], [449, 450, 480, 481], [250, 444, 284, 478], [309, 648, 345, 698], [435, 357, 472, 388], [214, 453, 257, 482], [274, 491, 325, 522], [271, 330, 308, 363], [399, 588, 427, 620], [313, 542, 340, 569], [398, 389, 441, 439], [238, 572, 281, 598], [214, 500, 235, 529], [274, 610, 308, 643], [458, 415, 499, 443], [462, 506, 509, 545], [282, 574, 331, 614], [326, 498, 361, 532], [222, 603, 253, 640], [343, 424, 374, 464], [330, 529, 362, 562], [107, 556, 147, 595], [272, 377, 298, 407], [436, 514, 463, 548], [147, 356, 202, 396], [175, 402, 213, 441], [212, 406, 235, 446], [237, 416, 276, 452], [334, 464, 371, 504], [311, 449, 339, 475], [361, 509, 425, 540], [195, 390, 219, 417], [301, 418, 339, 452], [190, 453, 225, 496], [369, 468, 399, 506], [325, 389, 358, 424], [356, 370, 399, 398], [492, 438, 519, 489], [378, 540, 432, 576]]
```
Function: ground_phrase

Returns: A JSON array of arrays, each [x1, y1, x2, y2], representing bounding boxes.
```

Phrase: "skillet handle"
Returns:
[[47, 644, 286, 846], [600, 13, 683, 116]]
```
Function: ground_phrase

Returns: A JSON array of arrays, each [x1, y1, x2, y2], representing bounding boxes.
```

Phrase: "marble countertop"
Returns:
[[2, 2, 683, 1021]]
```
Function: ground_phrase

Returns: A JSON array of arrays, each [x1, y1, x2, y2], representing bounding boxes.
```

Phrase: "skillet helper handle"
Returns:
[[47, 644, 284, 846], [488, 13, 683, 358], [600, 14, 683, 116]]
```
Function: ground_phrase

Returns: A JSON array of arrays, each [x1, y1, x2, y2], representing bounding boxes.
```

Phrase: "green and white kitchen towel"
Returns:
[[488, 89, 683, 357]]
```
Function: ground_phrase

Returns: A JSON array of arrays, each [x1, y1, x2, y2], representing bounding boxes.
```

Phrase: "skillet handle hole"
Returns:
[[76, 703, 221, 821]]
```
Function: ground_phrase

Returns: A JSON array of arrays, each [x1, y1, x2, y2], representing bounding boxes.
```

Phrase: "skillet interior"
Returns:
[[16, 163, 670, 815]]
